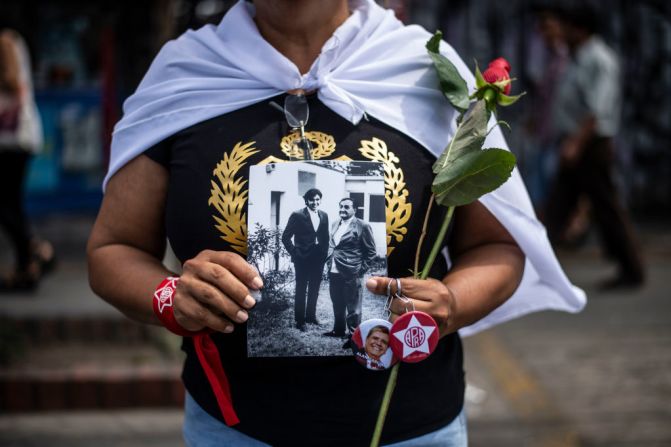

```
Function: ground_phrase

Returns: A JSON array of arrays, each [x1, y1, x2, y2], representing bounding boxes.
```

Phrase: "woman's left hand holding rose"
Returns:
[[366, 277, 458, 337]]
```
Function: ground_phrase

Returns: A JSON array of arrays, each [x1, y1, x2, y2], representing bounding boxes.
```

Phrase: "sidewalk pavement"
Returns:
[[0, 409, 184, 447], [1, 214, 670, 446]]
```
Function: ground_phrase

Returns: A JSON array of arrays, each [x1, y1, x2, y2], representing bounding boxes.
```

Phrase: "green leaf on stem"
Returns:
[[474, 62, 486, 89], [492, 78, 512, 91], [426, 31, 470, 112], [497, 91, 526, 107], [432, 100, 490, 174], [425, 31, 442, 53], [432, 148, 516, 207]]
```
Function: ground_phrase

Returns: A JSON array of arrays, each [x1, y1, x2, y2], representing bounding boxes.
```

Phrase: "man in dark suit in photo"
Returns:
[[282, 188, 329, 331], [324, 197, 377, 338]]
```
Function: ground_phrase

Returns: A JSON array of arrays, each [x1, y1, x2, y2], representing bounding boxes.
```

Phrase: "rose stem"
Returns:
[[370, 205, 455, 447]]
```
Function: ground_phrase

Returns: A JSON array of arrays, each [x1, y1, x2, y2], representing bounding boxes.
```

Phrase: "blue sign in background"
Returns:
[[27, 89, 105, 216]]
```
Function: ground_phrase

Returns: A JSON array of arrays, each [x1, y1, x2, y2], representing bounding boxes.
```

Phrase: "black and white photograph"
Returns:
[[247, 160, 388, 357]]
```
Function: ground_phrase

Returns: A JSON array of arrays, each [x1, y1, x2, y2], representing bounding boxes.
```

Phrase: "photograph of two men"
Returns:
[[246, 160, 388, 357]]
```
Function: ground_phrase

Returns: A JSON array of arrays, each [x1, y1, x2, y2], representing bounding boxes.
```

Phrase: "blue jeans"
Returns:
[[183, 391, 468, 447]]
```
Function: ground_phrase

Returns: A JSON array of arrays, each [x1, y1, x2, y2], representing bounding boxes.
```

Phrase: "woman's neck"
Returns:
[[253, 0, 350, 74]]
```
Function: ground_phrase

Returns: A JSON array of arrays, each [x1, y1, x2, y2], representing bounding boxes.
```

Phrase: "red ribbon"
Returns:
[[193, 333, 240, 426], [153, 277, 239, 425]]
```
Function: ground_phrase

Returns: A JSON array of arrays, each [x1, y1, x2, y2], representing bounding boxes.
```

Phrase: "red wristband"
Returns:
[[153, 277, 204, 337]]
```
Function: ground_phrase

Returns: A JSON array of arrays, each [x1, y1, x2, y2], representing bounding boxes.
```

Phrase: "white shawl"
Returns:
[[106, 0, 586, 336]]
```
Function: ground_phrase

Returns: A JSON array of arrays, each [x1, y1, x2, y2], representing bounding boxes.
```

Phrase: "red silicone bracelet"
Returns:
[[153, 277, 205, 337]]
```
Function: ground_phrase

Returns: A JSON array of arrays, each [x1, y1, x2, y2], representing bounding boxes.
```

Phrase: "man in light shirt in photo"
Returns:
[[325, 197, 376, 339]]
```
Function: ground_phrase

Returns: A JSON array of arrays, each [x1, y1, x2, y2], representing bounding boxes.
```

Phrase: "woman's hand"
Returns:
[[173, 250, 262, 333], [366, 277, 457, 337]]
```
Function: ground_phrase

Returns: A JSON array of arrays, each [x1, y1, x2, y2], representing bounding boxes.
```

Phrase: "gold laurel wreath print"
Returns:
[[208, 141, 260, 255], [358, 138, 412, 256], [209, 134, 411, 257], [280, 131, 336, 159]]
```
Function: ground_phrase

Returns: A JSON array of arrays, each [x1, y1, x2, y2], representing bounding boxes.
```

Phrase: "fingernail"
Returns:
[[252, 277, 264, 289], [243, 295, 256, 309], [236, 310, 248, 323], [366, 278, 376, 290], [224, 325, 234, 333]]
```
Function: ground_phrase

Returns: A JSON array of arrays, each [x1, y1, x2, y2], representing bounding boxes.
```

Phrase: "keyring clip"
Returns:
[[394, 295, 414, 314], [383, 279, 395, 320], [391, 278, 416, 314]]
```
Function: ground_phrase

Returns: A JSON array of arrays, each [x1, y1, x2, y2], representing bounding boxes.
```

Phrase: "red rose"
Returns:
[[488, 57, 511, 73], [482, 65, 511, 95]]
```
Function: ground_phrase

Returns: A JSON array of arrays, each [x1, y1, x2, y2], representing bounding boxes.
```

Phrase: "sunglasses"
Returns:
[[270, 93, 314, 160]]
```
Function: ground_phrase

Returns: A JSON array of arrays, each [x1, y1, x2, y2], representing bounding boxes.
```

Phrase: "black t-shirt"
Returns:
[[145, 94, 464, 446]]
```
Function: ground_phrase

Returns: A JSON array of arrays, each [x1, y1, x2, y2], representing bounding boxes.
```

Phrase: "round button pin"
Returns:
[[389, 311, 439, 363], [351, 319, 398, 371]]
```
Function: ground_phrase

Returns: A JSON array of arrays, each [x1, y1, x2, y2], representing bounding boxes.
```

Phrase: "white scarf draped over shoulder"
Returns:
[[107, 0, 586, 336]]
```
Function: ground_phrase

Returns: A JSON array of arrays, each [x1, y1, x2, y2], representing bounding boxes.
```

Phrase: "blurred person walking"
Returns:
[[529, 5, 592, 245], [0, 29, 54, 292], [545, 4, 645, 289], [524, 5, 569, 211]]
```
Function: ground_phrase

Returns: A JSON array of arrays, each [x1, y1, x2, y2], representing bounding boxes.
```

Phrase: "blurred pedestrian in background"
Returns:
[[545, 3, 645, 289], [0, 29, 55, 292], [523, 5, 569, 211]]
